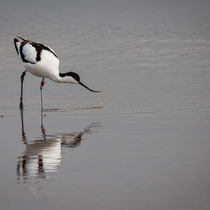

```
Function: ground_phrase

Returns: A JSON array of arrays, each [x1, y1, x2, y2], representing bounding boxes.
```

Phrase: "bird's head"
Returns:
[[59, 72, 101, 92]]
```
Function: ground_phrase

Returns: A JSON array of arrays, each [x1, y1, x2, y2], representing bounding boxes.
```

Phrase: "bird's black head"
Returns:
[[59, 72, 80, 83]]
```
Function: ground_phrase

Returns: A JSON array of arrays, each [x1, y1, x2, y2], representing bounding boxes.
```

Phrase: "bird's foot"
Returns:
[[19, 101, 24, 109]]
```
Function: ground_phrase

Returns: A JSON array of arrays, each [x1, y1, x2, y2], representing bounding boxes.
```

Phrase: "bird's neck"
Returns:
[[52, 73, 77, 84]]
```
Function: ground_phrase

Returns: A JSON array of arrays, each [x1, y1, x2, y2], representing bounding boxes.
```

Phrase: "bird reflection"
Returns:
[[17, 109, 100, 183]]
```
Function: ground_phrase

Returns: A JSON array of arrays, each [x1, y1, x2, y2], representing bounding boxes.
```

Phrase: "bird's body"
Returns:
[[14, 36, 100, 109], [20, 44, 60, 81]]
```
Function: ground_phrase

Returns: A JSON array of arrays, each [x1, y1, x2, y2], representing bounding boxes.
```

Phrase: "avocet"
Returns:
[[14, 36, 100, 109]]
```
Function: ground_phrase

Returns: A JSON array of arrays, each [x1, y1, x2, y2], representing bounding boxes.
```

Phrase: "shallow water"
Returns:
[[0, 0, 210, 209]]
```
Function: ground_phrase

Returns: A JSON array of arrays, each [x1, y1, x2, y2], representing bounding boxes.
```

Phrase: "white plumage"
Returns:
[[22, 43, 37, 65]]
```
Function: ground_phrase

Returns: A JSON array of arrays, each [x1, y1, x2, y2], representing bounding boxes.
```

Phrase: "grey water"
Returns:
[[0, 0, 210, 209]]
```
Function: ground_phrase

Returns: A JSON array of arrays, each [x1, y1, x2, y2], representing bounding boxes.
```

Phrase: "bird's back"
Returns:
[[14, 36, 60, 80]]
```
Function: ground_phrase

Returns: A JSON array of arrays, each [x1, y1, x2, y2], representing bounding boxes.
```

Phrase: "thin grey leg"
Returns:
[[40, 77, 45, 111], [20, 71, 26, 109]]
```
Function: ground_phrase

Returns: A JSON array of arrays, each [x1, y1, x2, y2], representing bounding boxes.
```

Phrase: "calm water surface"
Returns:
[[0, 0, 210, 209]]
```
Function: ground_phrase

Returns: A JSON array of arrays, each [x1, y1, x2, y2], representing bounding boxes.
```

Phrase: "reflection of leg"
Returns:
[[17, 156, 28, 181], [38, 155, 45, 176], [17, 108, 27, 182], [41, 117, 46, 140], [40, 77, 45, 111], [20, 108, 27, 144], [20, 70, 26, 109]]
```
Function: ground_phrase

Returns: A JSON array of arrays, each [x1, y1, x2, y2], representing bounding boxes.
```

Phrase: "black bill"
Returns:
[[79, 82, 101, 93]]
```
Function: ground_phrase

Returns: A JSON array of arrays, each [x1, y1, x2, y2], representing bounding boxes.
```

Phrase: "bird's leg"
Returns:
[[40, 77, 45, 112], [20, 70, 26, 109]]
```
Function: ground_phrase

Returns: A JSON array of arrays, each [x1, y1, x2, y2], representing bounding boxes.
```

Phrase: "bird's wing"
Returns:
[[14, 36, 58, 64], [14, 36, 35, 64], [14, 38, 21, 55], [19, 42, 37, 64]]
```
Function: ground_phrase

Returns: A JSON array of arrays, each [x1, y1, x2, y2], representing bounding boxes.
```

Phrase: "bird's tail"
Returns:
[[14, 36, 31, 55], [14, 37, 21, 55], [15, 35, 28, 42]]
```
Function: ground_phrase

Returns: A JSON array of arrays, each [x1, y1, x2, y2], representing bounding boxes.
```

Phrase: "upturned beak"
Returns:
[[79, 82, 101, 93]]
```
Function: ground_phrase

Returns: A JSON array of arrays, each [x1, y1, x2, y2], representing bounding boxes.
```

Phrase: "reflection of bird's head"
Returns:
[[60, 132, 83, 148]]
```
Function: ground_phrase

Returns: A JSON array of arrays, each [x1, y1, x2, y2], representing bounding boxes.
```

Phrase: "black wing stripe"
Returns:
[[30, 42, 58, 61], [14, 38, 19, 55]]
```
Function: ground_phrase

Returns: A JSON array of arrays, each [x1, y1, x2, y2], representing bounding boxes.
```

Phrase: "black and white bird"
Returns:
[[14, 36, 101, 109]]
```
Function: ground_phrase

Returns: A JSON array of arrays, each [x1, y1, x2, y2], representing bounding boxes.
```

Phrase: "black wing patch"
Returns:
[[31, 42, 58, 62], [14, 38, 20, 55]]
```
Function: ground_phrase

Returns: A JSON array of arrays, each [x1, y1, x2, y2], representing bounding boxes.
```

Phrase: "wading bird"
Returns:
[[14, 36, 100, 109]]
